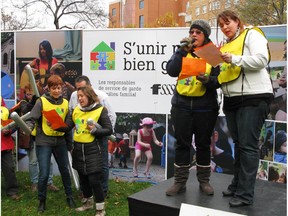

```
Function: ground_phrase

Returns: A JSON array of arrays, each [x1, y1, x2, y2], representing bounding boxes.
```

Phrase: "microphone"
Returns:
[[87, 118, 95, 126], [36, 58, 40, 73], [87, 118, 114, 140], [36, 58, 40, 68], [179, 39, 195, 48], [87, 118, 102, 129]]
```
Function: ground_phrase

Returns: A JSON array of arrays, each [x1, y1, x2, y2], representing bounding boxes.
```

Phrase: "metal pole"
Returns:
[[67, 151, 80, 190]]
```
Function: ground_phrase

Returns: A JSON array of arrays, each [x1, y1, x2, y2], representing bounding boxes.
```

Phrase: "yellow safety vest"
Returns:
[[218, 27, 270, 84], [72, 106, 103, 143], [176, 53, 212, 96], [1, 106, 10, 127], [41, 97, 68, 136]]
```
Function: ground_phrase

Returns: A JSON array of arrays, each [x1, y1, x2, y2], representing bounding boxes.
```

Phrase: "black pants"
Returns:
[[171, 106, 218, 166], [1, 150, 19, 196], [78, 172, 104, 203]]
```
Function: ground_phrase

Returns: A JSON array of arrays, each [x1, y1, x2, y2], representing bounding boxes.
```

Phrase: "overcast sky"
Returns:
[[2, 0, 112, 30]]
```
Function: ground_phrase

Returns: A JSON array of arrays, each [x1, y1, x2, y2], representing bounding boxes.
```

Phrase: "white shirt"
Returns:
[[69, 89, 117, 129], [222, 28, 273, 97]]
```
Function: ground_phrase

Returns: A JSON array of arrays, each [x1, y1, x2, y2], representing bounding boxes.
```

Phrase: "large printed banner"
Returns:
[[1, 25, 286, 182], [83, 28, 221, 114]]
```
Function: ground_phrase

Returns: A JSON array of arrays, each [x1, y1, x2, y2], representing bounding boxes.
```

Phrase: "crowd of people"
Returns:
[[1, 9, 285, 215]]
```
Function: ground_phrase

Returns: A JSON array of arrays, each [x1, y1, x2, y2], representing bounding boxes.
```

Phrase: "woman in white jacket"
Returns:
[[216, 10, 273, 207]]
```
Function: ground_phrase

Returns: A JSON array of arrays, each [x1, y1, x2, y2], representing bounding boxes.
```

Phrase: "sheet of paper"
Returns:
[[194, 42, 224, 67], [179, 203, 247, 216], [42, 109, 67, 129], [179, 57, 206, 80]]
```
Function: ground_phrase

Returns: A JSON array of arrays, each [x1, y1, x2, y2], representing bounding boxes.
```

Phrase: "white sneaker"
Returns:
[[75, 197, 94, 212], [133, 170, 138, 178], [95, 202, 105, 216], [95, 210, 106, 216]]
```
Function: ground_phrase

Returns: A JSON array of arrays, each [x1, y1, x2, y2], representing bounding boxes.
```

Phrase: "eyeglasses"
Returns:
[[26, 93, 33, 96], [189, 30, 203, 35]]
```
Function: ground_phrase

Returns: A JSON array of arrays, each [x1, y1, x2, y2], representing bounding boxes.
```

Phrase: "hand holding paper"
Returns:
[[42, 110, 67, 130], [193, 42, 224, 67], [179, 58, 206, 80]]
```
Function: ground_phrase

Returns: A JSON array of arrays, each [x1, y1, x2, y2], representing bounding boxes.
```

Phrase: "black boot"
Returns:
[[66, 196, 76, 208], [38, 200, 46, 213]]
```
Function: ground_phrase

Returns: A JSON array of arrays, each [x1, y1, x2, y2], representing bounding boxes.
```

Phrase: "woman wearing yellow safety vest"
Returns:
[[166, 20, 220, 196], [216, 10, 273, 207], [26, 75, 76, 212], [57, 85, 112, 216]]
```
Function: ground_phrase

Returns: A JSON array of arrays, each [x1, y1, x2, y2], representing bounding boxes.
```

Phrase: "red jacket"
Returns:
[[1, 105, 15, 151]]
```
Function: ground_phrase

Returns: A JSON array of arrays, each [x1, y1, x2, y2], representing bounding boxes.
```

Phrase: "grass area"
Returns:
[[1, 171, 152, 216]]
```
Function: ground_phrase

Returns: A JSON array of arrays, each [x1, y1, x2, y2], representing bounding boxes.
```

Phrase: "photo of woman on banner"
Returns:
[[17, 31, 82, 101], [20, 40, 58, 96]]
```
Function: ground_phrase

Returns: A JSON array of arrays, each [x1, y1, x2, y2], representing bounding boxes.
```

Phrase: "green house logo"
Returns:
[[90, 41, 115, 70]]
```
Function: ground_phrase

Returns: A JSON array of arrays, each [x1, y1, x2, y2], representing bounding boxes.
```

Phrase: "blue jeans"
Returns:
[[36, 144, 72, 201], [101, 137, 109, 194], [224, 101, 269, 204], [27, 140, 53, 185]]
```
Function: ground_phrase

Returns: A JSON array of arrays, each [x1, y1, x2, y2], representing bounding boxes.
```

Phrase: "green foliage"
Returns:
[[236, 0, 287, 25], [147, 12, 178, 28], [1, 172, 151, 216]]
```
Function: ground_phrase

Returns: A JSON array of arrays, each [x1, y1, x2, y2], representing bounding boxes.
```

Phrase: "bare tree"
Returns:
[[8, 0, 108, 29], [1, 7, 38, 31], [236, 0, 286, 25]]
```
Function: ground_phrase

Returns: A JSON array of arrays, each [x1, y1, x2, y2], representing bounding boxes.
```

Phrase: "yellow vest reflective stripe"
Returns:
[[218, 27, 269, 84], [176, 53, 212, 96], [72, 106, 103, 143], [41, 97, 68, 136]]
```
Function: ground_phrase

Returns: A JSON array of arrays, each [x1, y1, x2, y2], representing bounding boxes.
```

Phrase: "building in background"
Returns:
[[186, 0, 241, 27], [108, 0, 189, 28], [108, 0, 242, 28]]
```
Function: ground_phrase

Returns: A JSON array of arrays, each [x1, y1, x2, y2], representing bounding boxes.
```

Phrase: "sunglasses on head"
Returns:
[[189, 30, 203, 35]]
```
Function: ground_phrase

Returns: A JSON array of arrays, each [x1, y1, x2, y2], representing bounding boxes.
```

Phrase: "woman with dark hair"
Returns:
[[29, 40, 58, 94], [57, 85, 112, 216]]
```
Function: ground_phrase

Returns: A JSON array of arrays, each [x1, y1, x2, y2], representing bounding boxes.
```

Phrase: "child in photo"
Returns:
[[133, 117, 163, 178]]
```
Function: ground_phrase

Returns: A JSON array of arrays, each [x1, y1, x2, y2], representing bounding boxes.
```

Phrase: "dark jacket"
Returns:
[[167, 48, 220, 111], [60, 103, 112, 175]]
